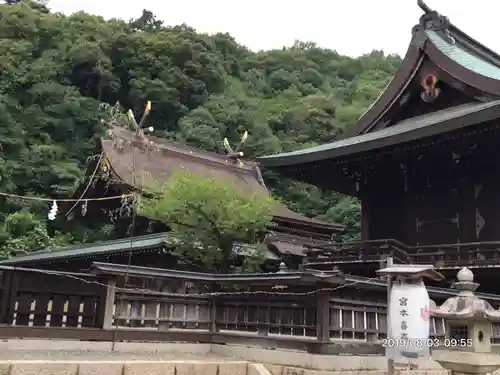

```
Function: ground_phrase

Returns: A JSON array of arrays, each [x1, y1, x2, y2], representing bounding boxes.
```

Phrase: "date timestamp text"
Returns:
[[382, 338, 473, 349]]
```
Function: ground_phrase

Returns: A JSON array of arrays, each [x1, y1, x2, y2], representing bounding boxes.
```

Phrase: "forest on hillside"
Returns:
[[0, 1, 402, 255]]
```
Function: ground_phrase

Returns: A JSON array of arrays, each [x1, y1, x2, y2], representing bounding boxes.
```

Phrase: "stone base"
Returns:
[[0, 361, 249, 375], [433, 350, 500, 374], [0, 339, 462, 374], [0, 362, 450, 375], [0, 339, 448, 372]]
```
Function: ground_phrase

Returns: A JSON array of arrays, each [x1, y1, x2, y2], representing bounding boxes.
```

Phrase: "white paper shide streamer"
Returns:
[[47, 200, 58, 221]]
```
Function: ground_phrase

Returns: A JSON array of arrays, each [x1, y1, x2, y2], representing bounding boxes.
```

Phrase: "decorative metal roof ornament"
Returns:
[[417, 0, 455, 45], [222, 131, 248, 167], [420, 74, 441, 103]]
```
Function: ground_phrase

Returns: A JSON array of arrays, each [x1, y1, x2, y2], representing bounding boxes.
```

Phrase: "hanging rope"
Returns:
[[0, 191, 132, 202], [64, 152, 105, 217]]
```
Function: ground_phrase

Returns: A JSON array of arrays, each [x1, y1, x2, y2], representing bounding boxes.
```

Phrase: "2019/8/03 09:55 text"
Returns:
[[381, 338, 473, 350]]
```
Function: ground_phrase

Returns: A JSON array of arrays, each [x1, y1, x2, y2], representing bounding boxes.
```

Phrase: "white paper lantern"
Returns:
[[387, 278, 430, 358]]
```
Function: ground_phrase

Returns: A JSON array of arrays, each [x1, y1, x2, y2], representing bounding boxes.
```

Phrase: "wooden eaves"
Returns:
[[89, 262, 500, 302]]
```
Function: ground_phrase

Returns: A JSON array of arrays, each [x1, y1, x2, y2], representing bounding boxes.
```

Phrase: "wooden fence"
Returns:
[[0, 262, 499, 354], [0, 268, 105, 329]]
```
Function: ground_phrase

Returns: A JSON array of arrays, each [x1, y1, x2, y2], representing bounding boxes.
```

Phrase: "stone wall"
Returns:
[[265, 365, 449, 375], [0, 339, 457, 375], [0, 361, 453, 375], [0, 361, 249, 375]]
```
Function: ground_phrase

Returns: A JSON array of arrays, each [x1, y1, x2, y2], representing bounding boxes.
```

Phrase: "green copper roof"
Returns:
[[258, 100, 500, 167], [426, 30, 500, 80], [0, 232, 270, 265], [0, 233, 169, 265]]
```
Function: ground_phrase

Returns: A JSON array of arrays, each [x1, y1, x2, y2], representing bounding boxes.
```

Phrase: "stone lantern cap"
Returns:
[[431, 267, 500, 321], [377, 263, 444, 281]]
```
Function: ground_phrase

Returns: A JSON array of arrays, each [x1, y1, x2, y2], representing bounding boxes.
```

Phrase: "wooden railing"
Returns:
[[1, 263, 500, 354], [407, 241, 500, 268], [303, 238, 500, 270], [303, 239, 410, 267], [0, 269, 105, 329], [111, 283, 448, 342]]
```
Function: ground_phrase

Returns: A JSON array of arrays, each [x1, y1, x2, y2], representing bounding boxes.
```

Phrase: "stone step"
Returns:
[[0, 361, 250, 375]]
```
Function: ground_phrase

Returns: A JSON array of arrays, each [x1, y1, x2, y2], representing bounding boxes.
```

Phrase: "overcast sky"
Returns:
[[47, 0, 498, 57]]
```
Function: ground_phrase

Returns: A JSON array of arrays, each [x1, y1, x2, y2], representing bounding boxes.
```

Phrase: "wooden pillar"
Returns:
[[6, 271, 19, 325], [458, 177, 477, 243], [405, 161, 416, 246], [0, 270, 13, 324], [316, 287, 330, 342], [101, 279, 116, 329], [209, 283, 220, 334], [210, 296, 218, 333], [257, 303, 269, 337], [360, 194, 370, 241], [386, 256, 394, 375]]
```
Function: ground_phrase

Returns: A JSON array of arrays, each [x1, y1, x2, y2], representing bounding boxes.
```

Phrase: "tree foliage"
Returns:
[[0, 1, 402, 256], [138, 172, 276, 272]]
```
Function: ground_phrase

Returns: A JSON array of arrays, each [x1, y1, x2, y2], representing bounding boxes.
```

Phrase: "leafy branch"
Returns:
[[138, 171, 276, 272]]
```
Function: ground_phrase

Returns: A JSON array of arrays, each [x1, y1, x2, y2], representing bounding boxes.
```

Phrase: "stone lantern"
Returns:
[[431, 267, 500, 375]]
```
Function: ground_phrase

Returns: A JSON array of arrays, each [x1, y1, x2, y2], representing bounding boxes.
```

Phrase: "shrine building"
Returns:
[[258, 0, 500, 290]]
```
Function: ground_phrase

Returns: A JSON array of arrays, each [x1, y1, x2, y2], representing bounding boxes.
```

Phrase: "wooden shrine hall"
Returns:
[[258, 0, 500, 291], [0, 123, 343, 272]]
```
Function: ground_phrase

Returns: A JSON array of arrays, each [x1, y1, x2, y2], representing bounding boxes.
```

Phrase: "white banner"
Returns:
[[386, 279, 431, 359]]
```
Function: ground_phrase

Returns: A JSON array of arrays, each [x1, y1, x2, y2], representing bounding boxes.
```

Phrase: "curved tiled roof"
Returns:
[[426, 30, 500, 80], [341, 0, 500, 138], [0, 232, 281, 266], [258, 101, 500, 167], [258, 0, 500, 170]]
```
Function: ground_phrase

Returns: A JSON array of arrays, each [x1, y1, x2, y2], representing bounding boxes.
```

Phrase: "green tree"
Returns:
[[0, 1, 403, 254], [138, 172, 276, 272], [0, 211, 73, 257]]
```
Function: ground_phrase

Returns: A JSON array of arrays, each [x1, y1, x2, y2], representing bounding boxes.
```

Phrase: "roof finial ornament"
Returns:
[[127, 101, 154, 141], [126, 101, 159, 154], [417, 0, 432, 14], [416, 0, 455, 45], [222, 131, 248, 167]]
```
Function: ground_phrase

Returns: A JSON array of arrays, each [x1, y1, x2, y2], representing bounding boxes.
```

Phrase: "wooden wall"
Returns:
[[361, 165, 408, 243], [361, 132, 500, 247]]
